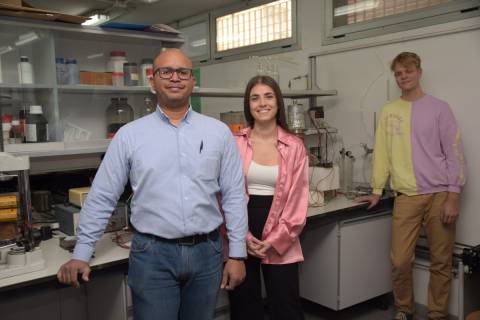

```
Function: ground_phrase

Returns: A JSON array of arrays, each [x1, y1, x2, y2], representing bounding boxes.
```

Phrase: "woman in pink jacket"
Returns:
[[229, 75, 309, 320]]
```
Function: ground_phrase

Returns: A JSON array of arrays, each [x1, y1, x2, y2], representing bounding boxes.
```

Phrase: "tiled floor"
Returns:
[[302, 296, 395, 320]]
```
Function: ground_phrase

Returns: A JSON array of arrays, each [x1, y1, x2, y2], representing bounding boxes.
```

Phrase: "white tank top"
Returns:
[[247, 160, 278, 196]]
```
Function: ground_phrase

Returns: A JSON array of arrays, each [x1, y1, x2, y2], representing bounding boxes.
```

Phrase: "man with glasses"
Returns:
[[57, 48, 248, 320]]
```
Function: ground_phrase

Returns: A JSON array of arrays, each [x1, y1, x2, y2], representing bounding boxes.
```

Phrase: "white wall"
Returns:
[[199, 0, 480, 246]]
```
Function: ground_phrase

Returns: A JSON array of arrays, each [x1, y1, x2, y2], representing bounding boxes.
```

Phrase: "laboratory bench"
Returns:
[[301, 195, 394, 311], [0, 234, 131, 320], [0, 195, 393, 319]]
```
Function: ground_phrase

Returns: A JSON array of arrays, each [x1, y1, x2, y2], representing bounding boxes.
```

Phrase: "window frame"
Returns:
[[323, 0, 480, 44], [210, 0, 299, 61]]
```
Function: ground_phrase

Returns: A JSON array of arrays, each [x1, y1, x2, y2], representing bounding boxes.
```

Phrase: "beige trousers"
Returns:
[[391, 192, 456, 319]]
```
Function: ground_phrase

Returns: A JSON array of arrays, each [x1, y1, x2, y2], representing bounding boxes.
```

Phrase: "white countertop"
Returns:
[[307, 195, 365, 218], [0, 233, 129, 290], [0, 196, 367, 290]]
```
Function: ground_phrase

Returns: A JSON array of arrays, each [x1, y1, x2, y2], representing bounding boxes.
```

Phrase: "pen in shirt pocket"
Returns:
[[199, 140, 203, 154]]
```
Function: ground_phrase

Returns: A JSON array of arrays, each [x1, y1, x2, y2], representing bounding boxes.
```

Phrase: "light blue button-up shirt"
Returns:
[[73, 106, 248, 262]]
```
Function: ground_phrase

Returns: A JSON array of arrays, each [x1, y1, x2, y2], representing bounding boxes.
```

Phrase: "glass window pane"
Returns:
[[216, 0, 292, 52], [333, 0, 452, 28]]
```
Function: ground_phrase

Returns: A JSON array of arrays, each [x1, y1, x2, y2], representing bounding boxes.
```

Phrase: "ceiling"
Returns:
[[25, 0, 245, 25]]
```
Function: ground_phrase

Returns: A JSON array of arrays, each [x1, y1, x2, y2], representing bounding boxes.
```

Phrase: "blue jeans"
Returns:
[[127, 232, 223, 320]]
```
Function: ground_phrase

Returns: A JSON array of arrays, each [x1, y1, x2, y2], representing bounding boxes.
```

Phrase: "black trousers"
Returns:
[[229, 195, 304, 320]]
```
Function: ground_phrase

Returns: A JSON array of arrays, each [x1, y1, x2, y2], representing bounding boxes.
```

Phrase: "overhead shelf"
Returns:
[[58, 85, 150, 94], [0, 84, 54, 93], [0, 16, 184, 46], [57, 86, 338, 98], [192, 87, 338, 98]]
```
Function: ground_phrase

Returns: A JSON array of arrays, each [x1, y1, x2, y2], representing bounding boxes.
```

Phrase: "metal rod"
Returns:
[[458, 260, 464, 320], [308, 56, 317, 109], [17, 169, 34, 249]]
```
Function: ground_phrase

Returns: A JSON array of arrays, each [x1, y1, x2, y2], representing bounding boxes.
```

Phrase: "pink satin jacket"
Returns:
[[234, 126, 309, 264]]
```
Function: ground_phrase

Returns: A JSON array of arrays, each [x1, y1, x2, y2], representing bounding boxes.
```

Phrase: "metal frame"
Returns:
[[210, 0, 299, 60], [323, 0, 480, 45]]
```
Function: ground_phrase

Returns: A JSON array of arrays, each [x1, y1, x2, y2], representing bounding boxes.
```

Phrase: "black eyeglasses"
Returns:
[[153, 67, 193, 80]]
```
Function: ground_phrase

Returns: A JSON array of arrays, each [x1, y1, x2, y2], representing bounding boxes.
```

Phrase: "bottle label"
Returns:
[[26, 123, 37, 142]]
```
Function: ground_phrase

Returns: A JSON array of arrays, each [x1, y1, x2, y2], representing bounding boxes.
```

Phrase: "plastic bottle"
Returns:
[[107, 51, 127, 86], [139, 59, 153, 86], [9, 120, 23, 144], [18, 56, 34, 84], [55, 57, 67, 85], [123, 62, 139, 86], [142, 96, 155, 116], [65, 58, 80, 85], [25, 105, 48, 143], [106, 97, 134, 138]]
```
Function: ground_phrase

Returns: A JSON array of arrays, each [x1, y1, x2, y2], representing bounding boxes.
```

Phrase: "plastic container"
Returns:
[[55, 57, 67, 85], [65, 58, 80, 85], [106, 97, 134, 138], [123, 62, 139, 86], [107, 51, 127, 86], [139, 59, 153, 86], [9, 120, 23, 144], [25, 105, 48, 143], [18, 56, 34, 84]]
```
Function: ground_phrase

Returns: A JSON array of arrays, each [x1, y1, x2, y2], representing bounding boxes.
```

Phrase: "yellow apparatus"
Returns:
[[0, 194, 17, 222]]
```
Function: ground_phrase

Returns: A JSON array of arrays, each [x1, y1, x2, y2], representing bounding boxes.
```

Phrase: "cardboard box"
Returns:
[[0, 1, 88, 24], [0, 0, 22, 6], [69, 187, 90, 207], [80, 71, 113, 85]]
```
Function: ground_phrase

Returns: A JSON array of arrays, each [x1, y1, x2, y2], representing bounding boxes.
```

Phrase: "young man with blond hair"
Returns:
[[356, 52, 466, 320]]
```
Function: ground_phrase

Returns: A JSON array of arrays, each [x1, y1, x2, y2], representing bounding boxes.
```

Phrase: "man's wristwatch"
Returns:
[[229, 257, 247, 261]]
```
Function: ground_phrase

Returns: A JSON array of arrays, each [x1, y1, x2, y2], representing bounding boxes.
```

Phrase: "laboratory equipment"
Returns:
[[0, 102, 52, 279], [139, 59, 153, 86], [308, 165, 340, 207], [288, 101, 306, 134], [25, 105, 48, 143], [55, 57, 66, 84], [220, 111, 246, 133], [65, 58, 80, 85], [55, 202, 127, 236], [106, 97, 134, 138], [308, 106, 338, 168], [17, 56, 33, 84], [123, 62, 139, 86], [142, 96, 155, 116], [107, 51, 127, 86], [0, 153, 51, 279]]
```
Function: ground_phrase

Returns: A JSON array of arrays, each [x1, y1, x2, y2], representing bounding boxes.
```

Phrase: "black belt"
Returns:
[[139, 229, 219, 246]]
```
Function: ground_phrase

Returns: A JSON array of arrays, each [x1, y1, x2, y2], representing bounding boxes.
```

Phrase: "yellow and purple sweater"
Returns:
[[372, 95, 466, 196]]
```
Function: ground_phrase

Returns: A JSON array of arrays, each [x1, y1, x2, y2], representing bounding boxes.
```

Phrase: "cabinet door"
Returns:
[[299, 222, 339, 310], [338, 212, 392, 309], [86, 271, 128, 320], [0, 24, 57, 142]]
